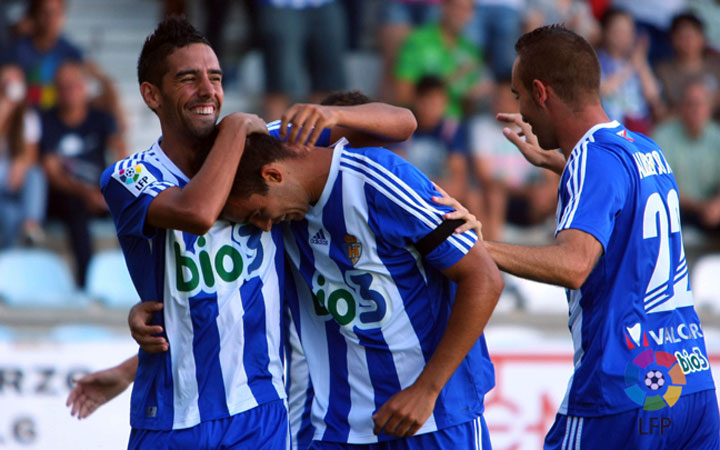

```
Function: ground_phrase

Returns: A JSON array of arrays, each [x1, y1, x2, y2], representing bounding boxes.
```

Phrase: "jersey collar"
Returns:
[[151, 137, 190, 183], [308, 137, 348, 218]]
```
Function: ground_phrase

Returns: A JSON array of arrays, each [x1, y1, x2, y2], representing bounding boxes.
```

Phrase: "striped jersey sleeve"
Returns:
[[339, 147, 477, 270], [100, 144, 183, 239], [555, 138, 630, 250]]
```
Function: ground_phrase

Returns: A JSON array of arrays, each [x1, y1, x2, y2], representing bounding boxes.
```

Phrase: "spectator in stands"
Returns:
[[391, 76, 474, 207], [689, 0, 720, 54], [393, 0, 491, 120], [258, 0, 347, 121], [40, 62, 126, 287], [378, 0, 440, 101], [1, 0, 126, 135], [203, 0, 259, 87], [612, 0, 687, 65], [652, 77, 720, 233], [469, 79, 557, 241], [655, 12, 720, 113], [596, 8, 664, 134], [524, 0, 600, 45], [0, 64, 46, 248], [464, 0, 524, 80]]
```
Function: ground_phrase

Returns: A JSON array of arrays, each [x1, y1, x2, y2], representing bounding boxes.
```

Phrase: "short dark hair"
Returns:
[[137, 17, 211, 87], [599, 7, 631, 31], [515, 25, 601, 106], [231, 134, 299, 197], [29, 0, 66, 18], [320, 90, 373, 106], [415, 75, 446, 97], [670, 12, 704, 35]]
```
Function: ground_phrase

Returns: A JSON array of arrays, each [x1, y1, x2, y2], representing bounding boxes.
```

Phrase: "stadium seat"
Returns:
[[506, 275, 568, 314], [691, 254, 720, 313], [0, 249, 88, 308], [86, 249, 140, 308]]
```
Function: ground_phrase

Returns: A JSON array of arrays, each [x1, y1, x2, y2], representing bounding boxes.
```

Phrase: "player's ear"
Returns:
[[141, 81, 161, 111], [260, 166, 283, 185], [531, 79, 548, 106]]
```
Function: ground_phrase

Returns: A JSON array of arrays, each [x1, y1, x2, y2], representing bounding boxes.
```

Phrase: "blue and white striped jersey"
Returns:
[[555, 121, 715, 417], [100, 139, 286, 430], [283, 139, 495, 444]]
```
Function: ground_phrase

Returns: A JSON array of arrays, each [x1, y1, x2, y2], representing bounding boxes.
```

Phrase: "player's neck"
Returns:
[[159, 131, 211, 178], [557, 104, 611, 159], [295, 146, 333, 206]]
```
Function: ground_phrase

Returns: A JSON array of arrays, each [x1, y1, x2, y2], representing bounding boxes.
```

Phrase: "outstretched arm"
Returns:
[[372, 243, 503, 438], [484, 228, 603, 290], [66, 356, 138, 419], [279, 102, 417, 147]]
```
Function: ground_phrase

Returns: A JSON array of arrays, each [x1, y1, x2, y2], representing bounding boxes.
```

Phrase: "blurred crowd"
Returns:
[[1, 0, 720, 289]]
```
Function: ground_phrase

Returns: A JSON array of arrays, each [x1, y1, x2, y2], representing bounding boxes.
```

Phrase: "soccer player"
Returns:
[[219, 130, 504, 448], [95, 17, 418, 449], [483, 25, 718, 449]]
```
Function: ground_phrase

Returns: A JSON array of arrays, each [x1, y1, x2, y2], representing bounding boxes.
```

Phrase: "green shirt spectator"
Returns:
[[395, 24, 483, 118], [653, 118, 720, 200]]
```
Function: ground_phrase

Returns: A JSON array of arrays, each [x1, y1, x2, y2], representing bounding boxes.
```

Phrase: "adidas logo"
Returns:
[[310, 230, 329, 246]]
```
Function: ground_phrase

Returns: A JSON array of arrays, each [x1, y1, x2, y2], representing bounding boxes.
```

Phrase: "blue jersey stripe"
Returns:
[[240, 276, 276, 402], [322, 319, 351, 442], [189, 294, 229, 420]]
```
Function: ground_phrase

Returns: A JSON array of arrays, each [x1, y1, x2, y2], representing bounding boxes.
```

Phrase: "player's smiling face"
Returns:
[[158, 43, 223, 139]]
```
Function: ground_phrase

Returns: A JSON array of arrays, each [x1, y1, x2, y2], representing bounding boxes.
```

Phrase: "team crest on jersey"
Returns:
[[343, 234, 362, 266], [112, 163, 157, 197]]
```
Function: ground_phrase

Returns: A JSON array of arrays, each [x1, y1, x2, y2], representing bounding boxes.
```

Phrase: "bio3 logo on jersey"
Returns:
[[172, 224, 266, 294], [310, 270, 391, 329]]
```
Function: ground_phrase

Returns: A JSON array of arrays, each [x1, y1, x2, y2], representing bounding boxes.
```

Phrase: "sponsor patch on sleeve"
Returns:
[[112, 163, 158, 197]]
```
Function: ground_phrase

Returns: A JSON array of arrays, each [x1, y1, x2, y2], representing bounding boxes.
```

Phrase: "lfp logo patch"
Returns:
[[624, 348, 686, 411], [119, 165, 142, 184], [113, 163, 157, 196]]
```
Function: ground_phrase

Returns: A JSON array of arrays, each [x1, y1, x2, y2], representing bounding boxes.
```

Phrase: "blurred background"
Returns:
[[1, 0, 719, 448]]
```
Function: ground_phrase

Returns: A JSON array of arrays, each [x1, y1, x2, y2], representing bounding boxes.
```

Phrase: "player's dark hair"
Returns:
[[670, 12, 704, 35], [231, 134, 299, 197], [320, 90, 373, 106], [415, 75, 446, 97], [514, 24, 601, 106], [137, 17, 211, 87]]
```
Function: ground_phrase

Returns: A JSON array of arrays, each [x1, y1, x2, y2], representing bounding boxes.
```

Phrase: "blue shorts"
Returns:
[[544, 390, 719, 450], [128, 399, 288, 450], [309, 415, 491, 450]]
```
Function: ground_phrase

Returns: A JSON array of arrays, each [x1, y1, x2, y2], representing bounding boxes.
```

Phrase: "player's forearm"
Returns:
[[332, 103, 417, 146], [148, 122, 249, 234], [484, 240, 589, 290], [415, 270, 503, 394], [416, 247, 503, 394], [118, 355, 139, 384]]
